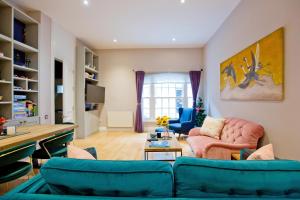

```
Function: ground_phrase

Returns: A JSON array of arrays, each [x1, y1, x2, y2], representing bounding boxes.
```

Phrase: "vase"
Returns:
[[162, 126, 171, 140]]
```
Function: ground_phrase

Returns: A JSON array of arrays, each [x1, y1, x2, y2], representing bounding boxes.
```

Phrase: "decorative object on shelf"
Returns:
[[220, 27, 284, 101], [156, 115, 171, 140], [14, 18, 25, 43], [14, 86, 23, 90], [25, 57, 31, 67], [150, 133, 157, 139], [0, 96, 3, 101], [0, 117, 7, 134], [85, 64, 91, 69], [195, 97, 206, 127], [0, 52, 4, 57], [14, 49, 26, 66]]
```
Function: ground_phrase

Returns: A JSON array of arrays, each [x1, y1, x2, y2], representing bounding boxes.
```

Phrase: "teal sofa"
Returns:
[[2, 157, 300, 199]]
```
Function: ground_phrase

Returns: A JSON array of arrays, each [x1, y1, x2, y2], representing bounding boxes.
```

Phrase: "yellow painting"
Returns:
[[220, 28, 284, 100]]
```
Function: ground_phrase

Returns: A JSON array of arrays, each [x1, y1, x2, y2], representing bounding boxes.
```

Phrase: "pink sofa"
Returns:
[[187, 118, 264, 160]]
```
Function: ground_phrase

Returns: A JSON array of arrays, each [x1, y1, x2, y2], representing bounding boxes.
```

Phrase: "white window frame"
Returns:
[[142, 73, 193, 122]]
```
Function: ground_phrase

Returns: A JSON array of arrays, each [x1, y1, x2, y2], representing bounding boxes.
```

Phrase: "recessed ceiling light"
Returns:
[[180, 0, 186, 4], [172, 38, 176, 42], [113, 39, 118, 43], [83, 0, 89, 6]]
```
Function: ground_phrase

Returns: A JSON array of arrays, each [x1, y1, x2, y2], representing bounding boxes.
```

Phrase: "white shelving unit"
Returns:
[[84, 47, 98, 82], [76, 41, 100, 138], [0, 0, 39, 124]]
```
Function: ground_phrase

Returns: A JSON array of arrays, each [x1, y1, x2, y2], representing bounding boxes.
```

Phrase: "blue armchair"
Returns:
[[168, 108, 196, 138]]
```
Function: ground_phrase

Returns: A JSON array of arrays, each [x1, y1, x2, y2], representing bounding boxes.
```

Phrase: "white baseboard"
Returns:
[[99, 126, 107, 132]]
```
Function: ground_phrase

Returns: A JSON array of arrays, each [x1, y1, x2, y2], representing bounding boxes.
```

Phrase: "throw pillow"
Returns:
[[200, 116, 225, 139], [247, 144, 275, 160], [67, 145, 96, 160]]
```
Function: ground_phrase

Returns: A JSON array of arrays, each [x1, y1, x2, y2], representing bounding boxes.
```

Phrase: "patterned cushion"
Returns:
[[247, 144, 275, 160]]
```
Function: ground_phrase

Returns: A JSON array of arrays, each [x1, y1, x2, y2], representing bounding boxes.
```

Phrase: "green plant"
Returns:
[[195, 97, 206, 127]]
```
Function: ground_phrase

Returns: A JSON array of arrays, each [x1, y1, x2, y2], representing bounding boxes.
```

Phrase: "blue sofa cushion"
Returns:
[[40, 157, 173, 197], [173, 157, 300, 198]]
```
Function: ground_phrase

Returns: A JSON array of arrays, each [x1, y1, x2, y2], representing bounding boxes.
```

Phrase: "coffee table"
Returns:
[[144, 133, 182, 161]]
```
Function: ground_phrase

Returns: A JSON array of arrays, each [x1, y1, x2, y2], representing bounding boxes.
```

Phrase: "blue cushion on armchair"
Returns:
[[40, 157, 173, 197]]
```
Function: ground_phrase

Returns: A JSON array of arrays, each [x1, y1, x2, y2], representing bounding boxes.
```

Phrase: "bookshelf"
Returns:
[[0, 0, 39, 124], [76, 41, 100, 138]]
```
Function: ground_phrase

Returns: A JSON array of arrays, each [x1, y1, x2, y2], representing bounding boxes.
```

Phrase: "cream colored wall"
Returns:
[[96, 48, 203, 130], [203, 0, 300, 159], [34, 12, 52, 124], [51, 22, 76, 123]]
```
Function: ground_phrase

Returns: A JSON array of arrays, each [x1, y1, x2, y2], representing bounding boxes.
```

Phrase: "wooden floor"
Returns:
[[0, 131, 194, 195], [74, 131, 194, 160]]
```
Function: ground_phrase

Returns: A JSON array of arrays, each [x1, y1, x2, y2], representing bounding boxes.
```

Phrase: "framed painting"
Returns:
[[220, 28, 284, 101]]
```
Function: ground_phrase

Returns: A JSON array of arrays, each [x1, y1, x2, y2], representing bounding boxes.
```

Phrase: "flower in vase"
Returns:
[[0, 117, 6, 125]]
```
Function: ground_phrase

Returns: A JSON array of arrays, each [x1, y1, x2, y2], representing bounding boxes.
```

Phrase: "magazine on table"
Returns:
[[149, 140, 170, 147]]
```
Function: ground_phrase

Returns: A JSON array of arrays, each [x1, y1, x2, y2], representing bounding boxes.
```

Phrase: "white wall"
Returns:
[[35, 12, 52, 124], [204, 0, 300, 159], [96, 48, 203, 130], [51, 22, 76, 123]]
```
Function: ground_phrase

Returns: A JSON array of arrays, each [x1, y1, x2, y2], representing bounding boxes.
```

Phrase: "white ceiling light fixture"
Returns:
[[180, 0, 186, 4], [83, 0, 89, 6], [172, 38, 176, 42], [113, 39, 118, 43]]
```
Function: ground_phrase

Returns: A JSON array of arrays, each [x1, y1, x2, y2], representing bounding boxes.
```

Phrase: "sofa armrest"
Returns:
[[169, 119, 180, 124], [188, 127, 202, 136], [203, 142, 256, 160]]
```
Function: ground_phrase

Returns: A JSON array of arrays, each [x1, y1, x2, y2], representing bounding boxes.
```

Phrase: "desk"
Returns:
[[0, 124, 77, 151]]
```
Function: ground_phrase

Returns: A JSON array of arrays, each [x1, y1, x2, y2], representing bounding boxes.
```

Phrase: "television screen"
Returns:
[[86, 84, 105, 103]]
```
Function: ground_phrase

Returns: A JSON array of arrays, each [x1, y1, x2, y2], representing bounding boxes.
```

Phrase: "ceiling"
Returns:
[[11, 0, 240, 49]]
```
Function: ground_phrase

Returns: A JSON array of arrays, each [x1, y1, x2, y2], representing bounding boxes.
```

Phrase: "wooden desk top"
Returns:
[[144, 133, 182, 152], [0, 124, 77, 151]]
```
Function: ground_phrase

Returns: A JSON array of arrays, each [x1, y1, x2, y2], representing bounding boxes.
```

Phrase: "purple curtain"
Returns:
[[134, 71, 145, 133], [189, 71, 202, 107]]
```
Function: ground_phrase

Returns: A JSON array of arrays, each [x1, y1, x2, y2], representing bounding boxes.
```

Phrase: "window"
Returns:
[[142, 73, 193, 121]]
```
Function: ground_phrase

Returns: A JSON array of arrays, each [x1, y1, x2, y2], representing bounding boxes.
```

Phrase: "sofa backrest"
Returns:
[[179, 108, 194, 123], [173, 157, 300, 198], [40, 157, 174, 197], [220, 117, 264, 147]]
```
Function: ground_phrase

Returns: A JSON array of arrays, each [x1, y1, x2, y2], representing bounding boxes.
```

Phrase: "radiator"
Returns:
[[107, 111, 133, 128]]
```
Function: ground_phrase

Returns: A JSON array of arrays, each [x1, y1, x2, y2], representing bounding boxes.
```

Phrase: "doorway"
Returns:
[[54, 59, 63, 124]]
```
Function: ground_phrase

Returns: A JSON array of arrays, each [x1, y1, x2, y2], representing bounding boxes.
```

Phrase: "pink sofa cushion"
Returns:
[[187, 136, 220, 157], [220, 118, 264, 147]]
